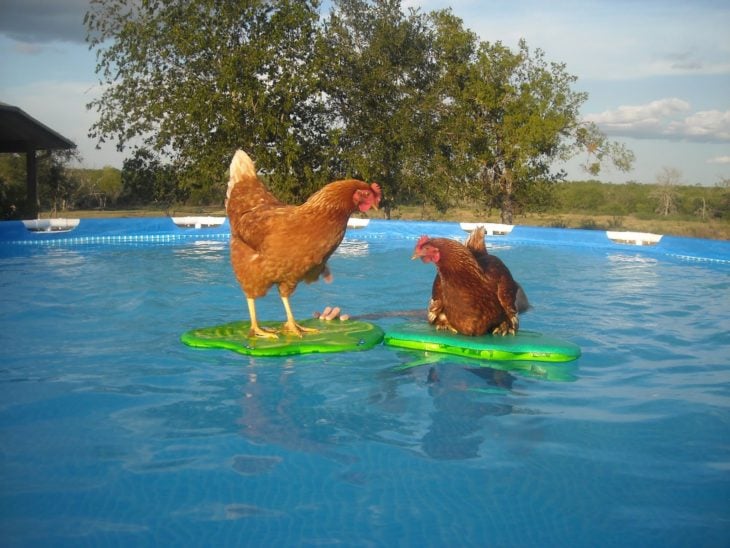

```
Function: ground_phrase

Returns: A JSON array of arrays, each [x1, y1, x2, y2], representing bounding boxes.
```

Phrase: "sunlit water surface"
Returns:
[[1, 235, 729, 547]]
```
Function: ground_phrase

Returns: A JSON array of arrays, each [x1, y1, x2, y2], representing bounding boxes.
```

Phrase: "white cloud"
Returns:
[[585, 99, 730, 143], [586, 98, 690, 125], [707, 155, 730, 165], [666, 110, 730, 141], [584, 98, 688, 137]]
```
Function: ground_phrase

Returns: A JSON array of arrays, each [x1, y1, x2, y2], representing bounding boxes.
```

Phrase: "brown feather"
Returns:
[[226, 150, 379, 306], [417, 231, 525, 336]]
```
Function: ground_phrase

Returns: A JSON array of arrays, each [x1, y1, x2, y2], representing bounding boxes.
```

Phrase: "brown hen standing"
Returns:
[[226, 150, 380, 338]]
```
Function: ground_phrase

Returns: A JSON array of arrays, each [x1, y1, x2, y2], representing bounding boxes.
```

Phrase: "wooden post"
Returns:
[[25, 148, 39, 219]]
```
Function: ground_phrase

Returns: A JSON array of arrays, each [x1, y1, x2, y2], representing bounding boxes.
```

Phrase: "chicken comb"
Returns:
[[370, 182, 382, 199], [415, 235, 430, 250]]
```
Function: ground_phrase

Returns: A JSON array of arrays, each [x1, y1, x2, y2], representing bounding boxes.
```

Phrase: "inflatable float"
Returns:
[[181, 319, 384, 357], [383, 322, 581, 363], [182, 318, 580, 365]]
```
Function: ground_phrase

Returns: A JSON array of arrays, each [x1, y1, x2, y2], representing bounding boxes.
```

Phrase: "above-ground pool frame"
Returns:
[[1, 217, 728, 264]]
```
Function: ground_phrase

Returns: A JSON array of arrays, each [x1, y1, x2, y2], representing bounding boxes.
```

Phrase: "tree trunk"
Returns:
[[500, 171, 514, 224]]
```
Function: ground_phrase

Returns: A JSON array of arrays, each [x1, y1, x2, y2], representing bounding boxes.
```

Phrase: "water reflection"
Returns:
[[238, 364, 342, 457], [173, 240, 228, 257], [606, 253, 660, 295], [334, 238, 370, 257], [236, 353, 559, 461], [422, 366, 516, 459], [370, 361, 522, 460], [172, 241, 229, 283]]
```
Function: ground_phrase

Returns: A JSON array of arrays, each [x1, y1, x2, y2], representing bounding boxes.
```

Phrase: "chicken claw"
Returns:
[[249, 325, 279, 339], [281, 321, 319, 338], [491, 322, 516, 336]]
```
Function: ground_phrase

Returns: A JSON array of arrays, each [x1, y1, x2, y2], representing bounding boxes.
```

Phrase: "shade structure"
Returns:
[[0, 103, 76, 217]]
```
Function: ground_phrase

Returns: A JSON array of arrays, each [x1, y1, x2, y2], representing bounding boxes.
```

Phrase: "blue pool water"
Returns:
[[1, 220, 729, 547]]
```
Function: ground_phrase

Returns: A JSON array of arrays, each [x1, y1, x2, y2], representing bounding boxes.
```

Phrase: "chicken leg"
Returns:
[[247, 298, 278, 339], [280, 296, 318, 338]]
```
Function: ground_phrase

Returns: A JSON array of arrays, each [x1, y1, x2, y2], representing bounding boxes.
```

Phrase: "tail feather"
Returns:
[[515, 284, 531, 313], [226, 150, 257, 203], [225, 150, 282, 230], [465, 226, 488, 257], [468, 225, 531, 313]]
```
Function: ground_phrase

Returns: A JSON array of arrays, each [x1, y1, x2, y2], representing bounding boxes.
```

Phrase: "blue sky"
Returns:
[[1, 0, 729, 186]]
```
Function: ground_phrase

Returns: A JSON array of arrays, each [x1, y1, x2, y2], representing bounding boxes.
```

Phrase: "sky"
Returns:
[[1, 0, 729, 186]]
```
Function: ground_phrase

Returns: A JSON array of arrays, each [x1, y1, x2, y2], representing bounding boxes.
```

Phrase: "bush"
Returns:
[[607, 216, 624, 229]]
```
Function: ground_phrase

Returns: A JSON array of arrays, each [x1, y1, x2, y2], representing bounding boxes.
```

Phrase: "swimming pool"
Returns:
[[1, 219, 729, 546]]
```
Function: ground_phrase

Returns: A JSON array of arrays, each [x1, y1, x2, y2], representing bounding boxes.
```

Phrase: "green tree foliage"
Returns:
[[421, 10, 481, 211], [0, 154, 27, 218], [553, 179, 728, 220], [38, 150, 80, 214], [85, 0, 327, 201], [463, 40, 575, 222], [84, 0, 632, 220], [119, 148, 187, 208], [457, 40, 634, 223], [574, 122, 635, 176], [718, 177, 730, 218], [72, 166, 123, 209], [0, 151, 81, 218], [320, 0, 442, 216]]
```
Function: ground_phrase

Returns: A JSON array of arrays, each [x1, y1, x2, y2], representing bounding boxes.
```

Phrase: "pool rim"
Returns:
[[0, 216, 728, 264]]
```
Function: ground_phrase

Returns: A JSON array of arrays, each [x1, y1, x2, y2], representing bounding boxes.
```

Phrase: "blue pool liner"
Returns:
[[1, 216, 728, 264]]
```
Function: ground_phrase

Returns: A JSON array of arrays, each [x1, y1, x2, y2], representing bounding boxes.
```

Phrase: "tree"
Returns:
[[85, 0, 633, 219], [421, 9, 481, 212], [0, 154, 27, 218], [455, 39, 633, 224], [0, 150, 82, 216], [73, 166, 123, 209], [85, 0, 328, 201], [575, 122, 634, 177], [321, 0, 441, 217], [652, 166, 681, 216], [120, 148, 186, 209], [38, 151, 77, 214], [718, 177, 730, 219]]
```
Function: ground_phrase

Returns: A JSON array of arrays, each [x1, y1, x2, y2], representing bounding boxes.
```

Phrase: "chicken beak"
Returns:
[[411, 252, 419, 260]]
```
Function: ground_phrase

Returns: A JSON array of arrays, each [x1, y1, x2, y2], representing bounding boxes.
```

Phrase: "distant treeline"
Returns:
[[1, 152, 727, 222], [551, 180, 729, 221], [0, 152, 124, 217]]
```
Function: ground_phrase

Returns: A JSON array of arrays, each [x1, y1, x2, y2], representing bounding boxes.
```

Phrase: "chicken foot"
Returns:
[[491, 321, 516, 336], [280, 296, 318, 338], [247, 298, 278, 339]]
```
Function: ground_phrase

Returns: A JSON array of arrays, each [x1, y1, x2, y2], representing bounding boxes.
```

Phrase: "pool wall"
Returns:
[[1, 217, 728, 264]]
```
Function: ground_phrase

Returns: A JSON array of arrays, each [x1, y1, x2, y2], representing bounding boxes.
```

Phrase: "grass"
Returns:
[[362, 205, 729, 240], [37, 204, 730, 240]]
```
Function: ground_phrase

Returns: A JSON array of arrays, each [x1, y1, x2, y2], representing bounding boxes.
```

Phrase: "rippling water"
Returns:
[[1, 235, 728, 547]]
